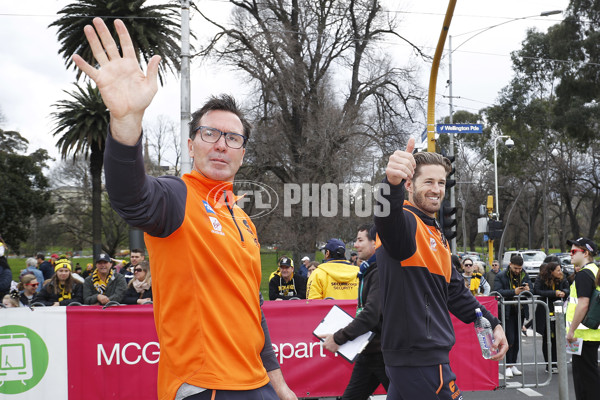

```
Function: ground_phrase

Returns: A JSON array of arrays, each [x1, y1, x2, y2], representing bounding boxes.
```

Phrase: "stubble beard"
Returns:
[[413, 190, 440, 216]]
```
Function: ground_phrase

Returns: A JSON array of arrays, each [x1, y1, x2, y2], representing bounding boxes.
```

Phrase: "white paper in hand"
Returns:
[[313, 305, 374, 363], [566, 338, 583, 355]]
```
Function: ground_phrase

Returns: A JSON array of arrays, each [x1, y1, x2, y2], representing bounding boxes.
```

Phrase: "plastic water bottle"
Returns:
[[474, 308, 497, 359]]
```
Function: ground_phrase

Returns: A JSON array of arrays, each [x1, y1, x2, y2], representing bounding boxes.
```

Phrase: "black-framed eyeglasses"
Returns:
[[193, 126, 247, 149]]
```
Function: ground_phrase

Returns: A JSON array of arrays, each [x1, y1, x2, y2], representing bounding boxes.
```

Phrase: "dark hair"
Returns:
[[510, 254, 524, 266], [189, 94, 251, 141], [451, 255, 461, 270], [544, 255, 560, 264], [130, 248, 144, 256], [327, 249, 346, 260], [539, 262, 562, 287], [462, 257, 473, 265], [357, 224, 375, 241], [36, 253, 45, 260], [413, 152, 452, 181]]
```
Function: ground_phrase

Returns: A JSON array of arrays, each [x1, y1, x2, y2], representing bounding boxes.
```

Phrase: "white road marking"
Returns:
[[517, 388, 543, 396]]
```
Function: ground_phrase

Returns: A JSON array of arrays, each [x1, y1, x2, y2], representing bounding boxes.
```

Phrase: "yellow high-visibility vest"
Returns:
[[566, 263, 600, 341]]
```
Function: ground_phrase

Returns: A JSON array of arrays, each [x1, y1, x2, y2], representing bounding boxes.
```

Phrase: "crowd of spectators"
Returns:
[[0, 249, 153, 309]]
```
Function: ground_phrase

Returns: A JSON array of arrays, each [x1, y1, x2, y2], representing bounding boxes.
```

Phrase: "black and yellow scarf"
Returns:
[[92, 269, 113, 294], [58, 284, 72, 302]]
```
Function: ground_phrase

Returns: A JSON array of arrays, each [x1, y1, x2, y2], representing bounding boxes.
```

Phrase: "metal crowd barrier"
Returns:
[[491, 290, 554, 389]]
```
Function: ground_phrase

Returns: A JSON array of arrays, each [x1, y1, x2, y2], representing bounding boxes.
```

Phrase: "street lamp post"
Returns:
[[444, 9, 561, 253], [494, 135, 514, 221]]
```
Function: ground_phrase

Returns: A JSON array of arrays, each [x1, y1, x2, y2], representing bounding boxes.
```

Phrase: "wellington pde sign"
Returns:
[[436, 124, 484, 134]]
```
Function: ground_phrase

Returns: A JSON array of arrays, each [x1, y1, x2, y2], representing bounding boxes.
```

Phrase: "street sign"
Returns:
[[436, 124, 483, 134]]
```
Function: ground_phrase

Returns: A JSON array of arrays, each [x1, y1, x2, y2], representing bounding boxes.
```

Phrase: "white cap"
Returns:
[[301, 256, 310, 262]]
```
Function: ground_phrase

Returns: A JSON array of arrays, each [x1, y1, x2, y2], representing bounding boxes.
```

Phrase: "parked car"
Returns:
[[501, 250, 546, 281], [557, 253, 574, 275], [459, 252, 482, 262]]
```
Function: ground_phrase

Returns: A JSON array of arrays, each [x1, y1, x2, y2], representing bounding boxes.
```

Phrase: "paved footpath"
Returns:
[[316, 327, 589, 399]]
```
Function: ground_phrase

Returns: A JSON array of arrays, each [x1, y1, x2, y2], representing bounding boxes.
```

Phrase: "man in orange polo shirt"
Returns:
[[74, 18, 296, 400]]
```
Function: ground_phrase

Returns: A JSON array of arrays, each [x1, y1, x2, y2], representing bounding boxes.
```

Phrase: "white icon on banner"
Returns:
[[0, 333, 33, 385]]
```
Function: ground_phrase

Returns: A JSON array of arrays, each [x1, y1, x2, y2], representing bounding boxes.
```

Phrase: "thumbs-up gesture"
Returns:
[[385, 137, 416, 186]]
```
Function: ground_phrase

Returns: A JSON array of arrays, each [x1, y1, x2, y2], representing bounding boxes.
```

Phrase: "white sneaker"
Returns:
[[505, 367, 513, 378], [511, 366, 522, 376]]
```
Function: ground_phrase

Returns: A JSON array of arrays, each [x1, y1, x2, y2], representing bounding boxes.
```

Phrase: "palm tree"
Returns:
[[51, 83, 109, 259], [50, 1, 183, 259], [50, 0, 182, 84]]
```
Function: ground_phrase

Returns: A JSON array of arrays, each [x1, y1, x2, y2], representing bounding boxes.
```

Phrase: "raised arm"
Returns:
[[72, 18, 160, 144], [374, 138, 417, 261]]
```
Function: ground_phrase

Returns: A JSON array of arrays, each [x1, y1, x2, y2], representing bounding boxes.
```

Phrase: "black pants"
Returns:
[[572, 340, 600, 400], [505, 314, 520, 364], [541, 321, 557, 365], [183, 383, 278, 400], [341, 352, 389, 400], [385, 363, 462, 400]]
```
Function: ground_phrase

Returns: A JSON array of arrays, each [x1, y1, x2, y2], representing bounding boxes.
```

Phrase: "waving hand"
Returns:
[[72, 18, 161, 145]]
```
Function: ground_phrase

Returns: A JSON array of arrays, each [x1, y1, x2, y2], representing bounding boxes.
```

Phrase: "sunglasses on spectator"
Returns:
[[26, 283, 39, 287], [570, 248, 585, 255], [463, 263, 473, 267], [134, 268, 143, 273]]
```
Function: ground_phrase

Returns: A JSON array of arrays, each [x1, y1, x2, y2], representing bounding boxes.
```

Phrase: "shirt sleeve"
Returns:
[[306, 271, 323, 299], [373, 179, 417, 261], [448, 267, 500, 328], [258, 292, 279, 371], [481, 278, 490, 296], [334, 269, 381, 344], [104, 130, 187, 238], [575, 269, 596, 299]]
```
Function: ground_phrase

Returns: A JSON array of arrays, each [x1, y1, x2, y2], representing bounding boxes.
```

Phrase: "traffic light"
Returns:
[[488, 219, 503, 240], [439, 199, 457, 240], [445, 155, 456, 191]]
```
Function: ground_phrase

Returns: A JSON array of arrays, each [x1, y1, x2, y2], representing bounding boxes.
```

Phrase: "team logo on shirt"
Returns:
[[209, 216, 224, 235], [203, 201, 216, 214], [430, 237, 437, 251]]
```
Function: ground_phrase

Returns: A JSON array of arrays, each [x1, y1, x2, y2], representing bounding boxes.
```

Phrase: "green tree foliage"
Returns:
[[50, 0, 183, 84], [483, 13, 600, 249], [549, 2, 600, 145], [0, 128, 54, 252]]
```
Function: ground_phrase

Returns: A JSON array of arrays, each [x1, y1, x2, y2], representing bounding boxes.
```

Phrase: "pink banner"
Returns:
[[265, 297, 498, 397], [67, 305, 159, 399], [65, 298, 498, 399], [449, 296, 499, 391]]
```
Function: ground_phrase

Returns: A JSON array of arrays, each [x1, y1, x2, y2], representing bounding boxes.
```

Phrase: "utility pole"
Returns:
[[448, 35, 456, 254], [180, 0, 192, 176], [426, 0, 458, 152], [487, 195, 494, 267]]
